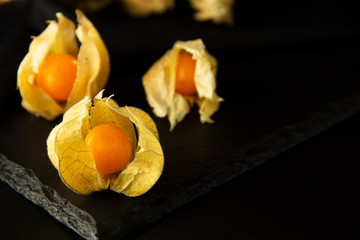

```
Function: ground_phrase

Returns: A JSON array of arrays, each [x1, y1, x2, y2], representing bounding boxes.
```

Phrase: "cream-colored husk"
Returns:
[[189, 0, 235, 25], [143, 39, 223, 130], [17, 10, 110, 120], [121, 0, 174, 17], [47, 90, 164, 196]]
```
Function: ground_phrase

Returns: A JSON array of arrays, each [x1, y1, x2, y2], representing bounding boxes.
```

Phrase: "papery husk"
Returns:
[[48, 96, 104, 194], [142, 39, 223, 130], [189, 0, 235, 25], [120, 0, 174, 17], [47, 90, 164, 196], [17, 10, 110, 120]]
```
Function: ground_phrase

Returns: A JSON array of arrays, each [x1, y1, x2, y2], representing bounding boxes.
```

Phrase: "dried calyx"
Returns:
[[47, 90, 164, 196], [142, 39, 223, 130], [17, 10, 110, 120]]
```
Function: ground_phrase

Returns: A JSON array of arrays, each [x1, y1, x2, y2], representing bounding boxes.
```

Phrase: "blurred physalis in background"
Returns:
[[0, 0, 26, 3], [120, 0, 175, 17], [57, 0, 114, 12], [57, 0, 174, 15], [189, 0, 235, 25], [56, 0, 234, 24]]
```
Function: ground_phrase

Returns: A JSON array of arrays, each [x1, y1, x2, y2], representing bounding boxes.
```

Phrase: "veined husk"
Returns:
[[47, 90, 164, 196], [189, 0, 235, 25], [120, 0, 174, 17], [142, 39, 223, 130], [17, 10, 110, 120]]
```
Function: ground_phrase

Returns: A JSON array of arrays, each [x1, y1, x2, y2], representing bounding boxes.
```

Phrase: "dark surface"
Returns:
[[1, 0, 360, 239], [1, 108, 360, 240], [135, 109, 360, 240]]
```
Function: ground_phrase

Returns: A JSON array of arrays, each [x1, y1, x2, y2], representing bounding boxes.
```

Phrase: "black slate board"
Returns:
[[1, 0, 360, 239]]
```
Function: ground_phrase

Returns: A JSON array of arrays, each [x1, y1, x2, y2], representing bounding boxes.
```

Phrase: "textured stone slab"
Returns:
[[0, 153, 97, 240]]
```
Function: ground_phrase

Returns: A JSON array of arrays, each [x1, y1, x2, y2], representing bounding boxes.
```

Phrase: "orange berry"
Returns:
[[85, 124, 132, 175], [175, 52, 197, 95], [36, 53, 78, 101]]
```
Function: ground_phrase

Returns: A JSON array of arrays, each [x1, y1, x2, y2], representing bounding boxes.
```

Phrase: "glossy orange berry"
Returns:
[[36, 53, 78, 101], [85, 123, 132, 174], [175, 52, 197, 95]]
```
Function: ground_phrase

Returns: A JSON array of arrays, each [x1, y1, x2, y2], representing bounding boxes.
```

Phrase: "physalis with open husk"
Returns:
[[47, 90, 164, 196], [120, 0, 174, 17], [189, 0, 235, 25], [17, 10, 110, 120], [142, 39, 223, 130]]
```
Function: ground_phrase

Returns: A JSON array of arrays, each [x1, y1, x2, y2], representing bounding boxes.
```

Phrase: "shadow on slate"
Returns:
[[1, 0, 360, 239]]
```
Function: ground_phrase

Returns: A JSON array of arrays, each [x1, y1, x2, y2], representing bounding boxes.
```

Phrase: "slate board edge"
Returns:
[[0, 153, 98, 240], [1, 93, 360, 240]]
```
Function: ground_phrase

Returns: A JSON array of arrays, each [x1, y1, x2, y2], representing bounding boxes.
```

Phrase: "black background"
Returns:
[[1, 0, 360, 239]]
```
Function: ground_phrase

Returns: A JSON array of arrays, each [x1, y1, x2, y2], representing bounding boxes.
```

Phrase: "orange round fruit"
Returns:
[[85, 123, 132, 174], [36, 53, 78, 101], [175, 53, 197, 95]]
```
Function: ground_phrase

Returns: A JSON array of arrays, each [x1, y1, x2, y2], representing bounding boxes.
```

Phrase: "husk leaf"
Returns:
[[109, 106, 163, 196], [65, 10, 110, 110], [53, 96, 104, 195], [47, 96, 92, 170]]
